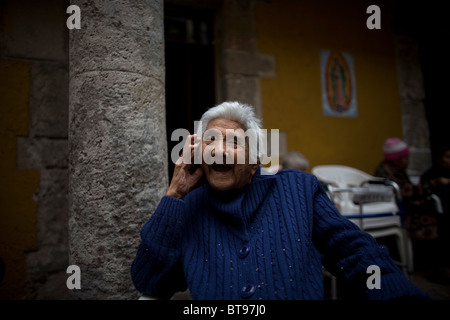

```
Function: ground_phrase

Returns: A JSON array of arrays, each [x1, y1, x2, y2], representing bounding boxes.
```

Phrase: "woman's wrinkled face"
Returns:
[[392, 155, 409, 171], [201, 118, 259, 191]]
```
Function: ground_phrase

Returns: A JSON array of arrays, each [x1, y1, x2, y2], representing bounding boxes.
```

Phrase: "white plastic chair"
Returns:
[[312, 165, 413, 271], [312, 165, 414, 298]]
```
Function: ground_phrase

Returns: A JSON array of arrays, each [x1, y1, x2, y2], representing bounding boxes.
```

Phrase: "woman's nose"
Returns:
[[211, 140, 229, 158]]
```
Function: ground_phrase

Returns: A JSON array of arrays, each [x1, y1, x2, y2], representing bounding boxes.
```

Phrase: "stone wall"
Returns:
[[1, 0, 70, 299]]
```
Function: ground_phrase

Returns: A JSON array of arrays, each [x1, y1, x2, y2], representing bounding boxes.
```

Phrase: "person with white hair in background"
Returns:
[[282, 151, 310, 172], [131, 102, 429, 300]]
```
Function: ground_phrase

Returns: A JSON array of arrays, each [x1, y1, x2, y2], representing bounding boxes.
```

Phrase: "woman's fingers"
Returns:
[[178, 134, 201, 166], [167, 134, 204, 199]]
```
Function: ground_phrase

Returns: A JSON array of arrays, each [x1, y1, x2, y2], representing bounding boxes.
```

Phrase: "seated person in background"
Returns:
[[374, 138, 438, 240], [281, 151, 310, 172], [420, 145, 450, 281], [421, 145, 450, 217], [131, 103, 429, 300]]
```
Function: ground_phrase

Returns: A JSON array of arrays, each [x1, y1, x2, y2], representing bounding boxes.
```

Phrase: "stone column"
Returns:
[[215, 0, 284, 162], [69, 0, 167, 299], [216, 0, 276, 120], [395, 35, 431, 176]]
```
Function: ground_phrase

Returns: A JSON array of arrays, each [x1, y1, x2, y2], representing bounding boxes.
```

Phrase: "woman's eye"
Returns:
[[204, 136, 215, 144]]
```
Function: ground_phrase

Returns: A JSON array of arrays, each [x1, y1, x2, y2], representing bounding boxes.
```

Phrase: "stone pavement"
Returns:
[[409, 269, 450, 300]]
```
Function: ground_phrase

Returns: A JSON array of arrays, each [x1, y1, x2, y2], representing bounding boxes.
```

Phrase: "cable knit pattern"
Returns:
[[131, 168, 429, 300]]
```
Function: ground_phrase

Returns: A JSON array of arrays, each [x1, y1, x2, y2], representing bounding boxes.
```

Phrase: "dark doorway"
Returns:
[[164, 4, 216, 181]]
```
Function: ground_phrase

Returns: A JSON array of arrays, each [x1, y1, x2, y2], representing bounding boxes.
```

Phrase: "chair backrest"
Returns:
[[312, 165, 374, 189], [312, 165, 403, 233], [312, 167, 411, 274], [312, 164, 399, 215]]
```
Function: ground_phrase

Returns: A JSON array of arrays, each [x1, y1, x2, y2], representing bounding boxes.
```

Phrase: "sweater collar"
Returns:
[[207, 167, 276, 233]]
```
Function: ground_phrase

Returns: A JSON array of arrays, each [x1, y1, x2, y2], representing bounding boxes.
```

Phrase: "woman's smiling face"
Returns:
[[201, 118, 259, 191]]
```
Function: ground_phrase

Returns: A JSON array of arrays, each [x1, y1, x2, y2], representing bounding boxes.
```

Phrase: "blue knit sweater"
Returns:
[[131, 168, 428, 300]]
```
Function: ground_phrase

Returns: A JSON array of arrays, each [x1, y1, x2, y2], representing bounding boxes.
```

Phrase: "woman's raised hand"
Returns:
[[166, 134, 204, 199]]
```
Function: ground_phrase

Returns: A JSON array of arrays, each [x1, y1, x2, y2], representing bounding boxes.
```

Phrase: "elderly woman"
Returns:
[[131, 102, 428, 300]]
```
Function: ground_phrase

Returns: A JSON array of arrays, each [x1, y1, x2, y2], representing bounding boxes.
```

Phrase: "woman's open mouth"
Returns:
[[211, 163, 233, 173]]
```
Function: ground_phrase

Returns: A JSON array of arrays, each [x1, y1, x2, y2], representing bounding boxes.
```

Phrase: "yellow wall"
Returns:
[[0, 57, 39, 299], [255, 0, 403, 174]]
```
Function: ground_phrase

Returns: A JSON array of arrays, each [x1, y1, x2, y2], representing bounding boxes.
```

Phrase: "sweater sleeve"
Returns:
[[310, 176, 430, 300], [130, 196, 188, 299]]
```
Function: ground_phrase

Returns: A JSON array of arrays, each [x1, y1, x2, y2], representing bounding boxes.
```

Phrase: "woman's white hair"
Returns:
[[197, 101, 265, 161]]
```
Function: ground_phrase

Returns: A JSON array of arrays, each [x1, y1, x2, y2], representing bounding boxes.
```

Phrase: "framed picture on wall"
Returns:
[[320, 50, 358, 117]]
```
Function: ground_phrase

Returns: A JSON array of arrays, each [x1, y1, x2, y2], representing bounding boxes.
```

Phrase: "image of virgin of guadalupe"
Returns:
[[321, 50, 358, 118], [330, 58, 350, 112], [328, 54, 351, 112]]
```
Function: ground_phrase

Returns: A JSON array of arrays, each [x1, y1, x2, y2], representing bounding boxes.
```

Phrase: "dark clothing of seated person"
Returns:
[[421, 146, 450, 221], [420, 146, 450, 269], [131, 102, 429, 300]]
